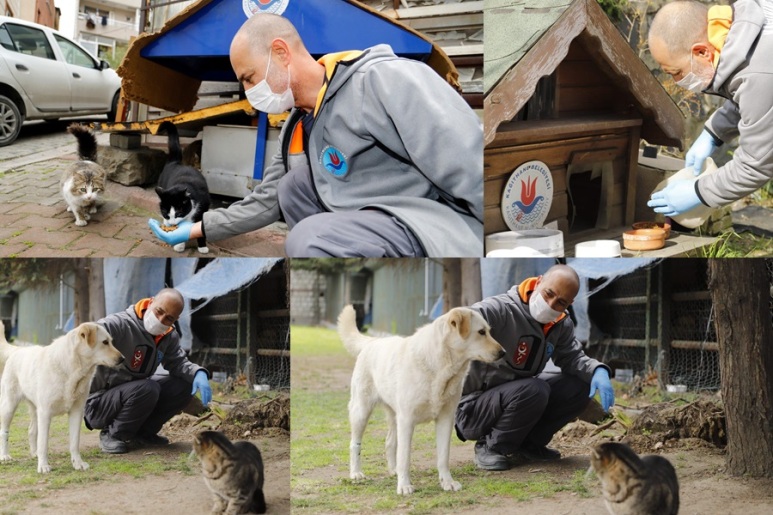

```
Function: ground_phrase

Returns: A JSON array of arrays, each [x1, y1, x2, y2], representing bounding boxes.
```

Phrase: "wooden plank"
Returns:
[[569, 148, 619, 165], [556, 61, 607, 87], [556, 85, 616, 113], [625, 125, 641, 225], [489, 116, 642, 148], [485, 134, 629, 181], [484, 0, 588, 145]]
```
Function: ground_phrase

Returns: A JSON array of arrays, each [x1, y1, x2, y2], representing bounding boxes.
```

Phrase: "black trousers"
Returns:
[[455, 372, 590, 455], [84, 374, 192, 440]]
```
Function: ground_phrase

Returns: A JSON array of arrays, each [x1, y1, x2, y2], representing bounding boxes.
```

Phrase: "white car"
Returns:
[[0, 16, 121, 146]]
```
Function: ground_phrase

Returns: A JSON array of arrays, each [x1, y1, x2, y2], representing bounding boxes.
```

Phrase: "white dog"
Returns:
[[338, 304, 505, 495], [0, 320, 124, 473]]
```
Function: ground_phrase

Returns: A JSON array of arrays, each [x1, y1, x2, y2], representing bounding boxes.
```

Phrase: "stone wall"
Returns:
[[290, 269, 326, 326]]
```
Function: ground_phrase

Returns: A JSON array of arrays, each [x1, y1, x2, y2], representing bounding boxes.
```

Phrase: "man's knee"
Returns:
[[284, 216, 329, 256], [502, 377, 551, 411], [132, 379, 162, 404]]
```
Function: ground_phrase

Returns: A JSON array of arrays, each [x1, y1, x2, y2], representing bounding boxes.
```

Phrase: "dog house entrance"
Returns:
[[567, 159, 615, 233]]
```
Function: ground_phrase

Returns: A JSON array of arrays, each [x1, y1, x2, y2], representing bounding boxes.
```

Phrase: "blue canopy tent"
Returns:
[[115, 0, 457, 190]]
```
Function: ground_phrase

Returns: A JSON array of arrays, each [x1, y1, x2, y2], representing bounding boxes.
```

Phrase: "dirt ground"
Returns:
[[294, 351, 773, 514], [1, 393, 290, 515]]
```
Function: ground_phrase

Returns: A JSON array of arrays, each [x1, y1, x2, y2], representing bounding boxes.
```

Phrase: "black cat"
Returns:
[[155, 121, 210, 253]]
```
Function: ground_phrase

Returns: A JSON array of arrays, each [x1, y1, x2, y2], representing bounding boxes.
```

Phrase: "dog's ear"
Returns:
[[78, 323, 97, 348], [448, 308, 471, 338]]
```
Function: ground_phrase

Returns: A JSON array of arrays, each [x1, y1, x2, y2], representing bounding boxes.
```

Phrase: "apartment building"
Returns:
[[56, 0, 140, 59]]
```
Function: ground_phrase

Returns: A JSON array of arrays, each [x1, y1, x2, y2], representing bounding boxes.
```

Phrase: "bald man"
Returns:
[[455, 265, 614, 470], [647, 0, 773, 217], [149, 13, 483, 257], [85, 288, 211, 454]]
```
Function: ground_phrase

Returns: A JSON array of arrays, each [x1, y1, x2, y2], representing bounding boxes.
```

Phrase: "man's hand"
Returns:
[[148, 219, 193, 246], [686, 129, 719, 176], [191, 370, 212, 407], [589, 367, 615, 412], [648, 179, 702, 217]]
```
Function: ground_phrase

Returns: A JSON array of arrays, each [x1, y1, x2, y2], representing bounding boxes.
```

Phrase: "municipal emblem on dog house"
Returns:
[[501, 160, 553, 231], [243, 0, 290, 17]]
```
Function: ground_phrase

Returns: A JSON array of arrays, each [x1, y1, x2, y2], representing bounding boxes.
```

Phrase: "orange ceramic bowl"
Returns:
[[632, 221, 671, 239], [622, 228, 666, 251]]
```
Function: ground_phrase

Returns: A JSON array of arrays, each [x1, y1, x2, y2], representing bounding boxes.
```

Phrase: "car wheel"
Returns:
[[0, 94, 23, 147], [107, 91, 120, 122]]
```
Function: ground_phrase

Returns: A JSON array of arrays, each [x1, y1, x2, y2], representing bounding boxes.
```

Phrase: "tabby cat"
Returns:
[[155, 121, 210, 253], [590, 441, 680, 515], [192, 430, 266, 515], [61, 124, 106, 226]]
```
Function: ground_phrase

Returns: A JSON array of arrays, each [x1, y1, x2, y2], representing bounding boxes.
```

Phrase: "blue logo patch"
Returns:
[[320, 146, 348, 176], [156, 350, 164, 365], [546, 342, 554, 358], [243, 0, 290, 17]]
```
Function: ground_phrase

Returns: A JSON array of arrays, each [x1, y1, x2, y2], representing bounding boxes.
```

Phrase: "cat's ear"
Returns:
[[155, 186, 164, 197]]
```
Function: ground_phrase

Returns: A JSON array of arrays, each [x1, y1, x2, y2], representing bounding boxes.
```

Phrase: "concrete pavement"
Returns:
[[0, 123, 287, 258]]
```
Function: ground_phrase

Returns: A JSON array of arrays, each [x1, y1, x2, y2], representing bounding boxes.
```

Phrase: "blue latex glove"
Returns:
[[191, 370, 212, 407], [589, 368, 615, 412], [685, 129, 719, 176], [148, 219, 193, 246], [648, 179, 702, 217]]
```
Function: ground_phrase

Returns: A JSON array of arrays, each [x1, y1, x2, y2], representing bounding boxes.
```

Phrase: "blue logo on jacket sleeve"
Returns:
[[546, 342, 554, 358], [157, 350, 164, 365], [320, 145, 348, 176]]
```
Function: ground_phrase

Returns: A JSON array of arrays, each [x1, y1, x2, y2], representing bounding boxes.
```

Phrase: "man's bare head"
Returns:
[[229, 14, 322, 111], [648, 1, 714, 82], [535, 264, 580, 312], [150, 288, 184, 326]]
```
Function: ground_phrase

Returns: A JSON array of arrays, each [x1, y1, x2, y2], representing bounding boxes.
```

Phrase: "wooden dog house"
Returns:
[[484, 0, 684, 243]]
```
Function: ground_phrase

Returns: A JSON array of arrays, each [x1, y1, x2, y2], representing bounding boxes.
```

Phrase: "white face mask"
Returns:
[[245, 49, 294, 114], [143, 309, 170, 336], [529, 289, 563, 324], [676, 54, 714, 93]]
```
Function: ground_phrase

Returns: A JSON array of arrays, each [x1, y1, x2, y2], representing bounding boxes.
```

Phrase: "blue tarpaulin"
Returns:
[[103, 258, 281, 351]]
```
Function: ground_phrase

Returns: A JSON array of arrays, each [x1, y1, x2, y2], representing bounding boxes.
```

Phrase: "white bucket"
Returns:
[[574, 240, 621, 258], [485, 229, 564, 257]]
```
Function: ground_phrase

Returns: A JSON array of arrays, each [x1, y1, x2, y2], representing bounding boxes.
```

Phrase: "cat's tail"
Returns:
[[68, 123, 98, 162], [253, 488, 267, 514], [158, 121, 183, 163]]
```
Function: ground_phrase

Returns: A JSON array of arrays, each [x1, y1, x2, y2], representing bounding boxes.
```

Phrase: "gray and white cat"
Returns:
[[192, 430, 266, 515], [590, 441, 680, 515], [61, 124, 106, 226]]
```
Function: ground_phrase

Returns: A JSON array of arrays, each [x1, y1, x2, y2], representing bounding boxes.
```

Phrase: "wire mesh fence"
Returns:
[[189, 262, 290, 390], [587, 260, 722, 391]]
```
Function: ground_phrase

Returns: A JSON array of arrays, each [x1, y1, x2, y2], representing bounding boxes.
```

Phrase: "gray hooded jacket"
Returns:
[[698, 0, 773, 206], [90, 302, 206, 395], [460, 280, 608, 404], [202, 45, 483, 257]]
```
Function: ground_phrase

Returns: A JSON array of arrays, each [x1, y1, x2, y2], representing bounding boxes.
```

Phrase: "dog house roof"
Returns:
[[118, 0, 458, 113], [483, 0, 684, 148]]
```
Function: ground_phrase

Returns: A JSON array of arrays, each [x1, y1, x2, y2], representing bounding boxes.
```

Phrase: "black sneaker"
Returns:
[[518, 441, 561, 462], [135, 433, 170, 446], [474, 441, 511, 471], [99, 430, 128, 454]]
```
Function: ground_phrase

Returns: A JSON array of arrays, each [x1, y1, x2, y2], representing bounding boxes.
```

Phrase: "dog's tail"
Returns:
[[0, 319, 13, 374], [158, 121, 183, 163], [337, 305, 373, 357], [68, 123, 98, 162]]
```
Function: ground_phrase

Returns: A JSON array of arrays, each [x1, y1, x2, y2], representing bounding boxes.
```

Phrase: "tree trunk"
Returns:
[[443, 259, 462, 311], [73, 258, 90, 326], [88, 258, 105, 321], [460, 259, 482, 307], [708, 259, 773, 477]]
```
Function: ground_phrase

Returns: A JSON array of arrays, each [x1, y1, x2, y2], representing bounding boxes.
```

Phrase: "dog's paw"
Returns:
[[0, 454, 12, 462], [441, 478, 462, 492], [387, 468, 397, 477], [37, 463, 51, 473], [72, 459, 89, 471], [396, 484, 414, 496], [173, 243, 186, 252], [75, 219, 87, 226], [350, 471, 366, 481], [198, 246, 209, 254]]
